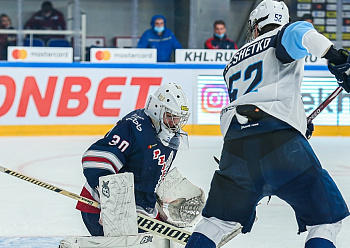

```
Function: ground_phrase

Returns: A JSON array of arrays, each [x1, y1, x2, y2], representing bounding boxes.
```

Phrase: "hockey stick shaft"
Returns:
[[0, 165, 191, 245], [0, 165, 100, 208], [307, 86, 343, 124]]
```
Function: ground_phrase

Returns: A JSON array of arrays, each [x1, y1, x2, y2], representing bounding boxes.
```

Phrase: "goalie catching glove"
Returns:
[[156, 167, 205, 228], [326, 47, 350, 93]]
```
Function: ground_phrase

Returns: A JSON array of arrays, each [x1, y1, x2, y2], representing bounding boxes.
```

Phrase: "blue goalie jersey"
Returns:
[[76, 109, 177, 214]]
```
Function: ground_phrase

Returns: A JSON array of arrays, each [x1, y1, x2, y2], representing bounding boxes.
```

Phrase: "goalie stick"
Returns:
[[0, 165, 191, 245]]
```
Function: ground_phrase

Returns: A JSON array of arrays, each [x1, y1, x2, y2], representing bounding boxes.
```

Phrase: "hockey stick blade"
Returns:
[[217, 226, 243, 248], [213, 156, 220, 165], [137, 214, 191, 245], [0, 165, 191, 245]]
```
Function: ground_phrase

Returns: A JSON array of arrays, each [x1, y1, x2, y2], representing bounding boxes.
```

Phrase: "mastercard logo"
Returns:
[[12, 49, 28, 59], [95, 51, 111, 61]]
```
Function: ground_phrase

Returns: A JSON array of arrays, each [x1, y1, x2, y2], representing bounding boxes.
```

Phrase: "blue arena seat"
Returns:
[[23, 38, 45, 47], [47, 39, 71, 47]]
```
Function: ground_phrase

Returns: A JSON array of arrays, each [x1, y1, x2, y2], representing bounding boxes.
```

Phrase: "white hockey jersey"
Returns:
[[221, 21, 333, 137]]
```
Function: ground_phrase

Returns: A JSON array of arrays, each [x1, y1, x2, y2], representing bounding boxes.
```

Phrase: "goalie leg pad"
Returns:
[[59, 232, 170, 248], [99, 173, 138, 237], [156, 167, 205, 227], [169, 241, 186, 248]]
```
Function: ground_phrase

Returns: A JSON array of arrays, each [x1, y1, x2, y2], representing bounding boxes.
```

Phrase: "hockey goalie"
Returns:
[[59, 83, 205, 248], [60, 169, 205, 248]]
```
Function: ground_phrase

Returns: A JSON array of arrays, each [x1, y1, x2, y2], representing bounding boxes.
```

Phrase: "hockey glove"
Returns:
[[156, 167, 205, 228], [328, 49, 350, 93], [305, 122, 314, 140]]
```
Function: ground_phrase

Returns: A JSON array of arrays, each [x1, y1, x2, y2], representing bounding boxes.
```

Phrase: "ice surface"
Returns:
[[0, 135, 349, 247]]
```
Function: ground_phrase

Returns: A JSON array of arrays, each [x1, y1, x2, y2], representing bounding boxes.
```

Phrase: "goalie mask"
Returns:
[[145, 82, 190, 150], [247, 0, 289, 41]]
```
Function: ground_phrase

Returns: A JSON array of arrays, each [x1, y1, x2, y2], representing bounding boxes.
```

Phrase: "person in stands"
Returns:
[[24, 1, 66, 44], [204, 20, 238, 49], [137, 15, 182, 62]]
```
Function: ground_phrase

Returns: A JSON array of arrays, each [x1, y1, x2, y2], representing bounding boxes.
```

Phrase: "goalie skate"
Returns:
[[59, 232, 170, 248]]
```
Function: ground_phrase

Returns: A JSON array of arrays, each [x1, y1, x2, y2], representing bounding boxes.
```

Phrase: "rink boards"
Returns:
[[1, 62, 350, 136]]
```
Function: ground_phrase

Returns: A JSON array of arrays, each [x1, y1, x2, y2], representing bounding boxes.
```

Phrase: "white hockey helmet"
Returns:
[[247, 0, 289, 41], [145, 82, 190, 149]]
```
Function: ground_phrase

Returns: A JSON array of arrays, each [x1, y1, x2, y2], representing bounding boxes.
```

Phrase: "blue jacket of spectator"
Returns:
[[137, 15, 182, 62]]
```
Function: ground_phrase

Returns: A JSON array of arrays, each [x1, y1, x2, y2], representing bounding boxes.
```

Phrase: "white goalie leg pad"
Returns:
[[305, 221, 342, 245], [99, 172, 138, 237], [169, 241, 185, 248], [156, 167, 205, 227], [193, 216, 241, 246], [59, 232, 170, 248]]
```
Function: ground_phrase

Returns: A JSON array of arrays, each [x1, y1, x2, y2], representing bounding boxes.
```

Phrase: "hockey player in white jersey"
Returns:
[[185, 1, 349, 248]]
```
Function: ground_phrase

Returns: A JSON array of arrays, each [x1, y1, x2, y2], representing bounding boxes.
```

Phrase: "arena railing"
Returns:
[[0, 13, 86, 61]]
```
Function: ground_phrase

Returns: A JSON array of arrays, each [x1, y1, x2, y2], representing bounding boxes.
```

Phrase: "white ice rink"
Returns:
[[0, 135, 349, 248]]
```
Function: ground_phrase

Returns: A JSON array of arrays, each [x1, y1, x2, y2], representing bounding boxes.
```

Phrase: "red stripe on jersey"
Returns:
[[76, 187, 101, 214], [205, 37, 216, 49], [82, 156, 119, 173], [227, 38, 238, 49]]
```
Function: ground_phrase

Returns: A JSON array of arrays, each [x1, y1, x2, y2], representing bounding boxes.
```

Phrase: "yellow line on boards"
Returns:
[[1, 125, 350, 136], [0, 125, 114, 136]]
